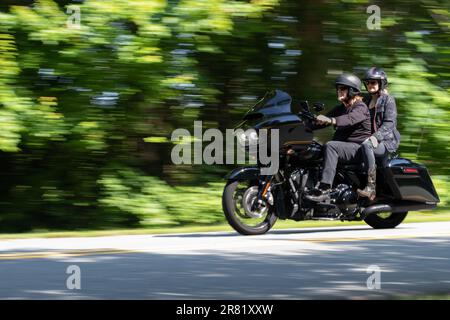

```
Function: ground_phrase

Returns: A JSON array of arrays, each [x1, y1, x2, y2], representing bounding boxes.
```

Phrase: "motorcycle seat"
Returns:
[[337, 162, 364, 171], [337, 152, 392, 171]]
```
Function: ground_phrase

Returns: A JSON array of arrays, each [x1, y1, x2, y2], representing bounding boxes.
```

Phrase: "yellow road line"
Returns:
[[287, 232, 450, 243], [2, 232, 450, 261], [0, 249, 137, 260]]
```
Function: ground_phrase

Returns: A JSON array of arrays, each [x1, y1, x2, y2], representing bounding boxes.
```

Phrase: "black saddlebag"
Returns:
[[384, 158, 440, 204]]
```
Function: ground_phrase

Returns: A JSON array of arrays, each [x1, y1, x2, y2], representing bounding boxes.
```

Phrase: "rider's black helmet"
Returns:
[[363, 67, 388, 91], [335, 73, 362, 98]]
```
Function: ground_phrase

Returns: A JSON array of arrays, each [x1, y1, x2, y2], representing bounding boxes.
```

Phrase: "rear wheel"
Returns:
[[222, 180, 277, 235], [364, 211, 408, 229]]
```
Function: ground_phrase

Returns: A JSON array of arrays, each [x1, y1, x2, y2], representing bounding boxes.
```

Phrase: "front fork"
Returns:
[[251, 175, 274, 211]]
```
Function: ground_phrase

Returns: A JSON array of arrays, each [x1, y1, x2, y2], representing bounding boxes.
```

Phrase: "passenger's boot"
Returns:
[[357, 168, 376, 201]]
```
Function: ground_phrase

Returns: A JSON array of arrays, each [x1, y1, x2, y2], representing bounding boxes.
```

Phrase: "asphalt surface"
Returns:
[[1, 221, 450, 299]]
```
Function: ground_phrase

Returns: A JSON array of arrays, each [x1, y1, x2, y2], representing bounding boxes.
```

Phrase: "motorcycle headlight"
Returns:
[[248, 131, 259, 143], [236, 129, 259, 147]]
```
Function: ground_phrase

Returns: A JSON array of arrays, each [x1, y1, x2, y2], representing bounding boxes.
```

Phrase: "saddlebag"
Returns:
[[384, 158, 440, 204]]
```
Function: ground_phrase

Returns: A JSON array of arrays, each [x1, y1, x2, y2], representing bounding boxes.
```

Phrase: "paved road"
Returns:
[[1, 222, 450, 299]]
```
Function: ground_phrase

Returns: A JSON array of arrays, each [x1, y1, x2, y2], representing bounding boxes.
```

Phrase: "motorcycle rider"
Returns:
[[357, 67, 401, 200], [306, 73, 372, 202]]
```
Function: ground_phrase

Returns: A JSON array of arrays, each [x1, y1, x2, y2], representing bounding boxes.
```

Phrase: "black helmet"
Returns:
[[335, 73, 362, 98], [363, 67, 388, 91]]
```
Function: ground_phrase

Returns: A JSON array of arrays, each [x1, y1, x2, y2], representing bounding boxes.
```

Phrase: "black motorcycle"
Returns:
[[222, 90, 440, 235]]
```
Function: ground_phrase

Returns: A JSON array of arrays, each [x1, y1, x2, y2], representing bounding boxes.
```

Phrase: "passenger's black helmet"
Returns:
[[363, 67, 388, 90], [335, 73, 362, 98]]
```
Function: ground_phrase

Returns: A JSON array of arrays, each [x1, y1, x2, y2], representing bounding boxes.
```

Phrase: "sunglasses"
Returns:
[[336, 85, 348, 91], [364, 80, 379, 86]]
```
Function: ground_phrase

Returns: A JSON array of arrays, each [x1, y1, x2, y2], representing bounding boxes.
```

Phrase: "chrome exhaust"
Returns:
[[362, 201, 437, 218]]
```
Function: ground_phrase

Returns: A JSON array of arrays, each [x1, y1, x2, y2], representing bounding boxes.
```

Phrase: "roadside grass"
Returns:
[[0, 210, 449, 240], [396, 293, 450, 300]]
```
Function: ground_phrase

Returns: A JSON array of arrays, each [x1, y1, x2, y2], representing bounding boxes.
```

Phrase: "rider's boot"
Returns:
[[357, 168, 376, 201], [305, 183, 332, 202]]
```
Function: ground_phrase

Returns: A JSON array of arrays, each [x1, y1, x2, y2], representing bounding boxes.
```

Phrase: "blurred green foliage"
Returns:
[[0, 0, 448, 232]]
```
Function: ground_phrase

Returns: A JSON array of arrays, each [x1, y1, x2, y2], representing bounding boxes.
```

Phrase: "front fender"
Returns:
[[226, 166, 261, 181]]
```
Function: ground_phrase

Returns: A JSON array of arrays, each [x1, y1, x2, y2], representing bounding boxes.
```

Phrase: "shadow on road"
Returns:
[[154, 227, 374, 238], [1, 237, 450, 299]]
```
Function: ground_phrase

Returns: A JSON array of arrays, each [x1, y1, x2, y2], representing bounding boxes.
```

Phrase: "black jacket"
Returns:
[[322, 100, 372, 144], [363, 94, 401, 153]]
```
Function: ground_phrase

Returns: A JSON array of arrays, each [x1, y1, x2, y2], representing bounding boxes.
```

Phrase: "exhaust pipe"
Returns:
[[362, 201, 438, 218], [362, 204, 392, 217]]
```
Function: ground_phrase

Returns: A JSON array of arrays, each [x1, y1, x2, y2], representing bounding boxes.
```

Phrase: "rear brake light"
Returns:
[[403, 168, 419, 174]]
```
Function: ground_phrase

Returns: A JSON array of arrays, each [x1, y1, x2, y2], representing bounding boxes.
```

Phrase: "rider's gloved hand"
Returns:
[[316, 115, 336, 126]]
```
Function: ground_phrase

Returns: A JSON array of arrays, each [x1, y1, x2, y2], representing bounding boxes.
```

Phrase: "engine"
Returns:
[[307, 183, 359, 219], [279, 169, 359, 220], [331, 184, 359, 216]]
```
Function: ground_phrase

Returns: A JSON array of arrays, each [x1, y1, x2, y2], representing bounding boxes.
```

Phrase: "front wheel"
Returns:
[[222, 180, 277, 235], [364, 211, 408, 229]]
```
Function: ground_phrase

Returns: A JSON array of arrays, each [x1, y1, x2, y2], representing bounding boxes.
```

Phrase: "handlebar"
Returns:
[[298, 110, 317, 121], [297, 100, 317, 122]]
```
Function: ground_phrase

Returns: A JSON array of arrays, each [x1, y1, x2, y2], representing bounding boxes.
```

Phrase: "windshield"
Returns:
[[244, 90, 292, 120]]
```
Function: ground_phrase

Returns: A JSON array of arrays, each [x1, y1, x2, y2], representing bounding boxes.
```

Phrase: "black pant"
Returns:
[[321, 141, 361, 186]]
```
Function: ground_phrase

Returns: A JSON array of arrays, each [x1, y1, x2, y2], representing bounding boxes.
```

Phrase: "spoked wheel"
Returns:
[[222, 180, 277, 235], [364, 211, 408, 229]]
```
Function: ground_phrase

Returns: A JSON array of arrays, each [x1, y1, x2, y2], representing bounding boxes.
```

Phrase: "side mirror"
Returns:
[[313, 102, 325, 112], [299, 100, 310, 111]]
